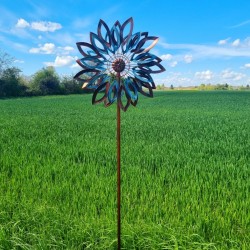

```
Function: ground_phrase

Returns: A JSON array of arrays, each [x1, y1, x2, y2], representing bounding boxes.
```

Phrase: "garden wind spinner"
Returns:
[[74, 17, 165, 111], [74, 17, 165, 249]]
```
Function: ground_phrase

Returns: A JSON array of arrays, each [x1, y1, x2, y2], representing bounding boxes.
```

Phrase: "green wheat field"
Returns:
[[0, 91, 249, 249]]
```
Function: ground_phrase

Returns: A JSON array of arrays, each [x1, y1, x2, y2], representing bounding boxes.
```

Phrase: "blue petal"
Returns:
[[76, 42, 101, 58], [131, 36, 158, 54], [124, 77, 138, 101], [107, 80, 119, 103], [121, 17, 134, 52], [118, 85, 131, 111], [135, 61, 165, 74], [74, 68, 99, 82], [123, 32, 141, 53], [132, 52, 161, 64], [92, 82, 108, 104], [79, 57, 105, 70], [110, 21, 121, 53], [97, 19, 111, 48], [90, 32, 109, 56], [88, 74, 109, 89], [132, 69, 154, 86]]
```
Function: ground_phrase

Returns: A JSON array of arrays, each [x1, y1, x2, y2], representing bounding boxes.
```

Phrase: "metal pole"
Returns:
[[117, 73, 121, 250]]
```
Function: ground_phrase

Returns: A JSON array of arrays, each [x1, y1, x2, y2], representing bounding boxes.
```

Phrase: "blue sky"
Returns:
[[1, 0, 250, 86]]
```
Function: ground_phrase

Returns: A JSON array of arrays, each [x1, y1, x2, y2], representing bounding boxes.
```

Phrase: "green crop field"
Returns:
[[0, 91, 249, 249]]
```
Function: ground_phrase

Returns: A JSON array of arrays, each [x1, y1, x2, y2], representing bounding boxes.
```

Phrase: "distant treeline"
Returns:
[[0, 66, 86, 98], [0, 50, 88, 98], [197, 83, 250, 91], [157, 83, 250, 91]]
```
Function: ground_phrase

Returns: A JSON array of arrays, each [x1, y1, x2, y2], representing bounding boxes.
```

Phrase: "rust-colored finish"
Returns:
[[117, 72, 121, 250]]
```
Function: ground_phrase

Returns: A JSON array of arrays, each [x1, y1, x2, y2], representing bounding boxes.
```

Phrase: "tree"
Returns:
[[0, 50, 28, 97], [199, 83, 206, 90], [30, 67, 61, 95], [0, 67, 27, 97], [60, 75, 82, 94], [215, 83, 229, 90], [0, 50, 13, 74], [170, 84, 174, 90]]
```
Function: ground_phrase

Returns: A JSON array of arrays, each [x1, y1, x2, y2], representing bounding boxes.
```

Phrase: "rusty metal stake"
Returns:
[[117, 73, 121, 250]]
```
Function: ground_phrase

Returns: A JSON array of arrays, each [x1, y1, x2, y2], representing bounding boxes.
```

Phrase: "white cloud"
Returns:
[[31, 21, 62, 32], [160, 54, 172, 60], [70, 63, 81, 69], [44, 56, 76, 67], [14, 59, 24, 64], [195, 70, 213, 80], [184, 54, 193, 63], [218, 40, 226, 45], [232, 39, 240, 47], [15, 18, 62, 32], [156, 72, 192, 87], [244, 37, 250, 47], [29, 43, 55, 54], [29, 48, 42, 54], [221, 69, 246, 81], [58, 46, 75, 54], [169, 61, 178, 67], [218, 38, 230, 45], [231, 20, 250, 28], [64, 46, 74, 51], [244, 63, 250, 68], [29, 43, 75, 55], [157, 69, 249, 87], [46, 32, 76, 45], [16, 18, 30, 28], [159, 41, 250, 58]]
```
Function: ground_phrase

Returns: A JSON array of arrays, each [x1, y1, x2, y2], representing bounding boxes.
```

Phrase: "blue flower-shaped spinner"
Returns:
[[74, 17, 165, 111]]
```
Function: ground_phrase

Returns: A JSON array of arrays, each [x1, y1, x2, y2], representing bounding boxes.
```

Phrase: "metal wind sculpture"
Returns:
[[74, 17, 165, 249]]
